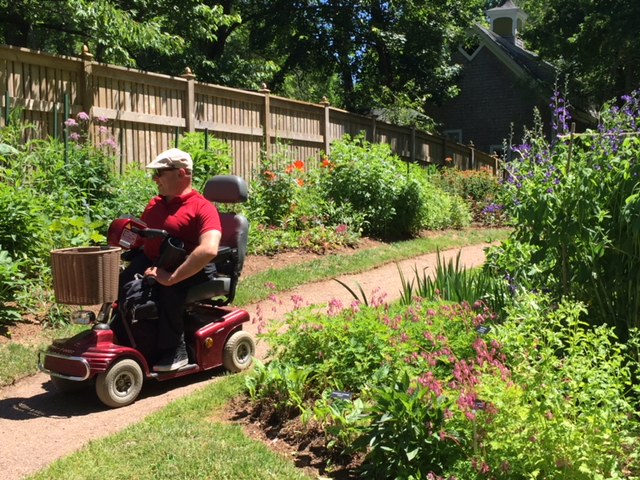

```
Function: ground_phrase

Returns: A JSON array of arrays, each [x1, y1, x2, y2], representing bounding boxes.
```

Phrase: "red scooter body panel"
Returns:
[[40, 306, 251, 382], [191, 307, 250, 370], [40, 327, 150, 380]]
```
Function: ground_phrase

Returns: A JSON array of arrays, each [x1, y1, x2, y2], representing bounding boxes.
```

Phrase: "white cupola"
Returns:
[[486, 0, 528, 44]]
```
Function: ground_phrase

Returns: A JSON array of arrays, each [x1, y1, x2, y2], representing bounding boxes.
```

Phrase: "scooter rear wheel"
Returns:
[[95, 359, 143, 408], [223, 331, 255, 373]]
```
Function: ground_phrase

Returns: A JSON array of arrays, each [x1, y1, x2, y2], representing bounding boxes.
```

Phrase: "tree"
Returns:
[[0, 0, 236, 69], [235, 0, 486, 117], [520, 0, 640, 107]]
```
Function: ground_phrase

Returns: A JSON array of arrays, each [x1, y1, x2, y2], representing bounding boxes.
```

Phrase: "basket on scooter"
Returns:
[[50, 246, 121, 305]]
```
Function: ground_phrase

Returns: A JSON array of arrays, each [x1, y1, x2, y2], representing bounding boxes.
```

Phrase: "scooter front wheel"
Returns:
[[95, 359, 143, 408], [223, 330, 255, 373]]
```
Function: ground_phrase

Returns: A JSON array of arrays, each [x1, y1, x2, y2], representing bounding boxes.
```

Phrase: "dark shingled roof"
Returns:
[[474, 24, 556, 88]]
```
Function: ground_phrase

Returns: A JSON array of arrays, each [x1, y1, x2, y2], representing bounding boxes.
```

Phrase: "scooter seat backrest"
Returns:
[[185, 175, 249, 305], [203, 175, 249, 274]]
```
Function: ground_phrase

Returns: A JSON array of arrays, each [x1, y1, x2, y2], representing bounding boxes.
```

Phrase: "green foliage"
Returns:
[[521, 0, 640, 107], [101, 163, 156, 219], [178, 132, 233, 192], [357, 371, 458, 479], [248, 287, 640, 478], [0, 248, 24, 324], [494, 91, 640, 339], [433, 167, 504, 225], [459, 293, 640, 479], [398, 251, 511, 317], [0, 182, 50, 268], [243, 145, 364, 254], [317, 135, 470, 238]]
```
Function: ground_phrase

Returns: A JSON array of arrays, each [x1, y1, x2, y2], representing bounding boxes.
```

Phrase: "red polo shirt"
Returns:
[[141, 190, 221, 262]]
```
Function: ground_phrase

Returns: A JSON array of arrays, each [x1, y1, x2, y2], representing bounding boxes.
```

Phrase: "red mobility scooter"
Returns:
[[39, 175, 255, 408]]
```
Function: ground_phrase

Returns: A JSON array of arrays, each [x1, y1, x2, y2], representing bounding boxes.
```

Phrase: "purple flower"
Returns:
[[482, 203, 504, 214], [76, 112, 90, 122], [64, 118, 78, 127], [69, 132, 81, 142]]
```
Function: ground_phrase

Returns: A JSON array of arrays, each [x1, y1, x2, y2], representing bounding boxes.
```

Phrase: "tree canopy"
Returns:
[[1, 1, 636, 123], [519, 0, 640, 108]]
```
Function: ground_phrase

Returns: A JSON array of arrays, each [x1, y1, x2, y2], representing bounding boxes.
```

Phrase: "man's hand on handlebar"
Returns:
[[144, 266, 175, 286]]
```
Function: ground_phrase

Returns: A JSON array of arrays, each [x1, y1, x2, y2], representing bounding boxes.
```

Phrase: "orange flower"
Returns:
[[321, 157, 331, 168], [263, 170, 276, 180], [285, 165, 294, 174], [297, 178, 304, 187], [293, 160, 305, 170]]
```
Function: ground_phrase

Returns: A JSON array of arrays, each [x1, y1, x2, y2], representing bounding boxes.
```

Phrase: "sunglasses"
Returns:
[[152, 167, 178, 178]]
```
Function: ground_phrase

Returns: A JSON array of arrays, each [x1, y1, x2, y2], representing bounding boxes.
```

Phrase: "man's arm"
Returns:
[[145, 229, 221, 286]]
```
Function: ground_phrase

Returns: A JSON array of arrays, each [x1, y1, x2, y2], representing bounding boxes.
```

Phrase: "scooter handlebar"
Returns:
[[134, 228, 169, 239]]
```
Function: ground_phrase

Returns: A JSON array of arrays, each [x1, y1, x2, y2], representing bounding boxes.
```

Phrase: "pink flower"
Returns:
[[76, 111, 90, 122], [64, 118, 78, 127], [327, 298, 344, 316]]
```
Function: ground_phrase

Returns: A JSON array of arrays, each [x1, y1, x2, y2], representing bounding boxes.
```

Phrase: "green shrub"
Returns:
[[433, 167, 503, 225], [0, 248, 24, 325], [248, 288, 639, 478], [100, 163, 156, 220], [496, 91, 640, 339], [455, 293, 640, 479], [243, 146, 364, 254], [317, 135, 416, 238], [178, 132, 233, 191]]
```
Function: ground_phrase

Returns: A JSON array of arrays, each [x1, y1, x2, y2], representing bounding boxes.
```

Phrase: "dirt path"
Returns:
[[0, 243, 490, 480]]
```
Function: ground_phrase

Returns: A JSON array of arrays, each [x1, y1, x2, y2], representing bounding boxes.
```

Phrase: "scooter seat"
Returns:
[[185, 277, 231, 304]]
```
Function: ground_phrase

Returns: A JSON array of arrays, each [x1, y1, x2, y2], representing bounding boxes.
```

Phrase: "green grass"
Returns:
[[234, 227, 510, 306], [28, 374, 314, 480]]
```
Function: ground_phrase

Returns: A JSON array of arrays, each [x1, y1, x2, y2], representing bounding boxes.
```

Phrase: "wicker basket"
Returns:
[[51, 246, 122, 305]]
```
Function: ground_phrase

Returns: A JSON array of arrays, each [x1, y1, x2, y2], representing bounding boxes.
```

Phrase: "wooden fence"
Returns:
[[0, 44, 497, 178]]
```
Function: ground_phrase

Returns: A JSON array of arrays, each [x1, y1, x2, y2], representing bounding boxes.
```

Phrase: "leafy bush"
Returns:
[[100, 163, 156, 220], [0, 248, 24, 325], [457, 293, 640, 479], [317, 135, 471, 238], [433, 167, 504, 225], [243, 147, 364, 254], [178, 132, 233, 191], [248, 288, 639, 478], [494, 90, 640, 339]]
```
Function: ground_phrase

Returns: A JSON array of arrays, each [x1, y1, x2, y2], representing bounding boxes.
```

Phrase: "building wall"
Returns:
[[429, 45, 551, 155]]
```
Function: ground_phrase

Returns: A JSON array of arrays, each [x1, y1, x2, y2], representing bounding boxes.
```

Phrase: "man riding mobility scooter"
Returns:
[[39, 175, 255, 408]]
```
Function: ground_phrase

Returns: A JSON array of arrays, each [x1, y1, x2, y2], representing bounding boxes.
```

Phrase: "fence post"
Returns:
[[182, 67, 196, 133], [469, 141, 475, 170], [260, 83, 271, 156], [80, 45, 94, 116], [369, 113, 377, 142], [320, 96, 331, 156], [64, 93, 70, 163], [3, 91, 9, 126], [411, 126, 416, 164]]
